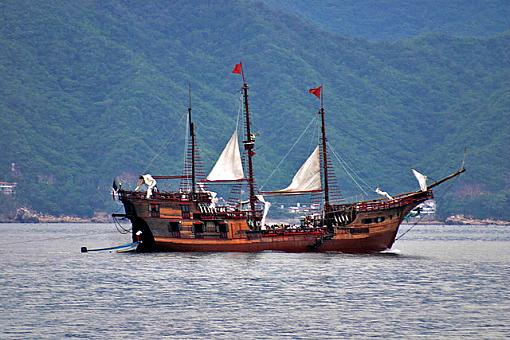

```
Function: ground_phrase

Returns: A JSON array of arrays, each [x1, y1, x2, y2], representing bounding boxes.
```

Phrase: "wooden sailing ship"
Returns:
[[113, 63, 465, 253]]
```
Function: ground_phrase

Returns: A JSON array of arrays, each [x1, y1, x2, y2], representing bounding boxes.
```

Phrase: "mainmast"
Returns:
[[188, 84, 196, 195], [239, 63, 257, 222], [318, 85, 330, 211]]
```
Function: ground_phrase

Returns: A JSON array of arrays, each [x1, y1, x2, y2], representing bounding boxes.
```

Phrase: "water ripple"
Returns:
[[0, 223, 509, 339]]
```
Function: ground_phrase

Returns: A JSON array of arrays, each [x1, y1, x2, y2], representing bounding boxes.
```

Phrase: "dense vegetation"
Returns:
[[264, 0, 510, 40], [1, 0, 509, 219]]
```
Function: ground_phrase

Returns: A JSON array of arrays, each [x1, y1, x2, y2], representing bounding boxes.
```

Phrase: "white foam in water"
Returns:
[[380, 248, 401, 255]]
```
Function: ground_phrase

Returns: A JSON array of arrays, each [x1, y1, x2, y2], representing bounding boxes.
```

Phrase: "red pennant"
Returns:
[[308, 85, 322, 99], [232, 63, 242, 74]]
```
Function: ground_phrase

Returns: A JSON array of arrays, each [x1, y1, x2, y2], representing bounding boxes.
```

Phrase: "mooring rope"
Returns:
[[113, 216, 131, 234]]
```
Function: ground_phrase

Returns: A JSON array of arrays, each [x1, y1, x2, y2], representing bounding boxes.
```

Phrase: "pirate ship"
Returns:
[[113, 63, 464, 253]]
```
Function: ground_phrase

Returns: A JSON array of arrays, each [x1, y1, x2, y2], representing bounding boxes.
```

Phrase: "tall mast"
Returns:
[[188, 83, 196, 195], [319, 85, 330, 211], [240, 63, 257, 220]]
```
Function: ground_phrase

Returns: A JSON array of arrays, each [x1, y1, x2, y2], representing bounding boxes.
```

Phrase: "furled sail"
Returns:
[[375, 187, 393, 200], [255, 195, 271, 227], [207, 131, 245, 181], [272, 146, 322, 194], [412, 169, 428, 191]]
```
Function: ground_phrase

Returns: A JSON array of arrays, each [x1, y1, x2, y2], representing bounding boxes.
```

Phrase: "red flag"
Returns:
[[308, 85, 322, 99], [232, 63, 242, 74]]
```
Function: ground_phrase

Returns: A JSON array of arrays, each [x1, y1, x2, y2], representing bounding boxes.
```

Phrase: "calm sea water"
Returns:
[[1, 223, 509, 339]]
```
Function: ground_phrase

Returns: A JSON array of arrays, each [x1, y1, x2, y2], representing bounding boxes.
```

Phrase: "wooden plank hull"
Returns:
[[149, 218, 400, 253], [120, 189, 431, 254]]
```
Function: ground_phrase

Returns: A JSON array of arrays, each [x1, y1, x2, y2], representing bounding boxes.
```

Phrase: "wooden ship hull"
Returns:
[[117, 189, 432, 254]]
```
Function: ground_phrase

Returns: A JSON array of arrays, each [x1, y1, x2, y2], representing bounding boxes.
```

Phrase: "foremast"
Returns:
[[236, 63, 258, 228], [188, 84, 196, 196]]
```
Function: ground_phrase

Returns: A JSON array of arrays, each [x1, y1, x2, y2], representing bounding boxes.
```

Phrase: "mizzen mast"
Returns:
[[309, 84, 331, 211], [318, 87, 330, 211]]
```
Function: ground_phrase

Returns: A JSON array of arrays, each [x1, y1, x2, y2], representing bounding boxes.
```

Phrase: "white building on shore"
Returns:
[[0, 182, 17, 195]]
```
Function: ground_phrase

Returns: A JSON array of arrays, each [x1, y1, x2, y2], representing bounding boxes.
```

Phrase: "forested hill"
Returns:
[[1, 0, 509, 219], [264, 0, 510, 40]]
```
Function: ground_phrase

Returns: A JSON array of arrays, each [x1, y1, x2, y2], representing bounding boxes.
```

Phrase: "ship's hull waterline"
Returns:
[[152, 224, 400, 253], [120, 190, 427, 254]]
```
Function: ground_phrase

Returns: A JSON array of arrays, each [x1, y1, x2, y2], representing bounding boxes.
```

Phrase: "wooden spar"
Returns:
[[188, 83, 196, 195], [199, 179, 248, 183], [259, 189, 323, 195], [152, 175, 190, 180], [428, 166, 466, 190], [240, 63, 257, 226], [319, 85, 330, 211]]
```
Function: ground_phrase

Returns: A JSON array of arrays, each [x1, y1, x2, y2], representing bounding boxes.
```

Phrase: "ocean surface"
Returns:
[[1, 223, 509, 339]]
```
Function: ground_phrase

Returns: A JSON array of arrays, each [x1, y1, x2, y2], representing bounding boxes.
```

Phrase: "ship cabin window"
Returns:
[[181, 204, 190, 219], [349, 227, 369, 234], [149, 203, 160, 218], [168, 222, 181, 238], [218, 222, 228, 239], [362, 216, 385, 224], [193, 222, 204, 238], [218, 223, 228, 233]]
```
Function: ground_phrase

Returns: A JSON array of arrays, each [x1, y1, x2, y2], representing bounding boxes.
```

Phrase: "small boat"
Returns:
[[81, 241, 141, 253], [115, 242, 141, 253], [112, 63, 464, 253]]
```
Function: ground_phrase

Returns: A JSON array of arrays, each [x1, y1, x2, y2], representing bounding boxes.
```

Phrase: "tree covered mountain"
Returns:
[[1, 0, 509, 219], [264, 0, 510, 40]]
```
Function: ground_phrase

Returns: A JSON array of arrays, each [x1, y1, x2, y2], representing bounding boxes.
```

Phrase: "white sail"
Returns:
[[207, 131, 244, 181], [412, 169, 428, 191], [273, 146, 322, 194]]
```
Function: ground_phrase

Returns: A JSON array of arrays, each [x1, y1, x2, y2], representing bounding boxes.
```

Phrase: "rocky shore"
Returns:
[[0, 207, 111, 223], [444, 214, 510, 226], [1, 209, 508, 225]]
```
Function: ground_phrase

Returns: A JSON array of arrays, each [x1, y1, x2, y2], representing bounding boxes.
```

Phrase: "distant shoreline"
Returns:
[[1, 210, 508, 226], [0, 207, 111, 224], [0, 217, 112, 224]]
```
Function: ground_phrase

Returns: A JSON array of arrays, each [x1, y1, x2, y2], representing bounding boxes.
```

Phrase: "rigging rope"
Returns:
[[236, 91, 242, 131], [307, 117, 320, 157], [338, 127, 409, 170], [259, 116, 318, 190], [143, 110, 187, 174], [337, 126, 463, 186], [334, 145, 377, 190], [328, 142, 370, 196]]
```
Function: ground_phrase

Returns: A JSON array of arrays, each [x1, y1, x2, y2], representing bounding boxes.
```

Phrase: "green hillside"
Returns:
[[264, 0, 510, 40], [0, 0, 509, 219]]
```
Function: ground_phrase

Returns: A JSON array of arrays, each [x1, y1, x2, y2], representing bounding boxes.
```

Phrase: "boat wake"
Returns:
[[379, 248, 401, 256]]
